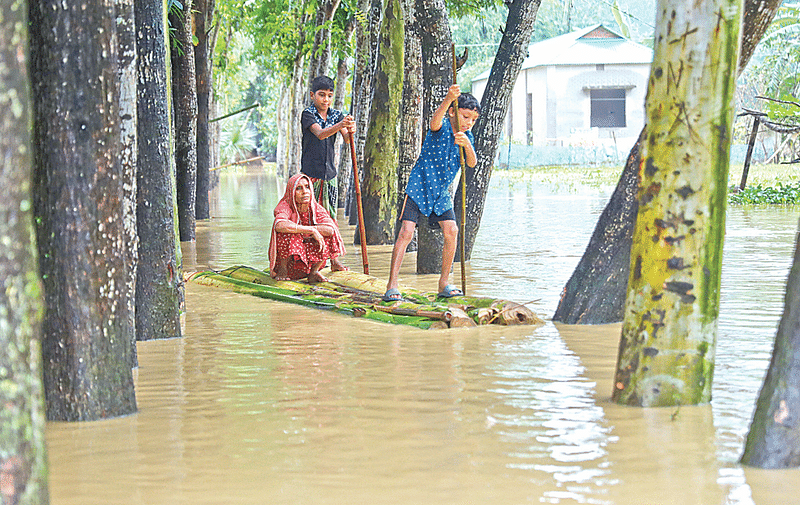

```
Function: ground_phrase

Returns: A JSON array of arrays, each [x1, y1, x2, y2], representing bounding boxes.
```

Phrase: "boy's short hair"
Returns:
[[458, 93, 480, 114], [310, 75, 335, 93]]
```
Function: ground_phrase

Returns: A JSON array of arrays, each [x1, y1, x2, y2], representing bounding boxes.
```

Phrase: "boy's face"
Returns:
[[311, 88, 334, 112], [449, 107, 480, 132]]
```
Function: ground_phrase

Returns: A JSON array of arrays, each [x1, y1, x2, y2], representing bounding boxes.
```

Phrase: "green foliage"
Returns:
[[729, 181, 800, 205], [739, 2, 800, 118], [219, 111, 258, 164]]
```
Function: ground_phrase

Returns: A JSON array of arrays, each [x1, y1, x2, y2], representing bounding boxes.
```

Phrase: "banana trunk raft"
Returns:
[[186, 265, 544, 330]]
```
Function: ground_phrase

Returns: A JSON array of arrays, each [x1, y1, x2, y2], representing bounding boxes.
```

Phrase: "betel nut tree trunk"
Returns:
[[612, 0, 742, 407], [30, 0, 138, 420], [362, 0, 404, 244]]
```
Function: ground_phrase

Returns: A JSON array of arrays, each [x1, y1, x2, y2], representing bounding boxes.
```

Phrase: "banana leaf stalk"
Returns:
[[188, 266, 543, 327], [324, 270, 543, 325], [187, 271, 442, 329]]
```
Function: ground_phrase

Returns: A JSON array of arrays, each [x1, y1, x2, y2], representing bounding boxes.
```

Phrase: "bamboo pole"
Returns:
[[451, 44, 467, 296], [210, 155, 265, 172], [348, 133, 370, 274]]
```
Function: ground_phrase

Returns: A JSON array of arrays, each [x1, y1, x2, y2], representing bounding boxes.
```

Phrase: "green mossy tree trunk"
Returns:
[[741, 225, 800, 468], [553, 0, 783, 325], [30, 0, 138, 420], [612, 0, 742, 407], [136, 0, 183, 341], [362, 0, 404, 244], [1, 0, 49, 500], [170, 0, 198, 241]]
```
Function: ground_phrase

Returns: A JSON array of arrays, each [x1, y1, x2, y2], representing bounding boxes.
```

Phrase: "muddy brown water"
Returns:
[[47, 166, 800, 504]]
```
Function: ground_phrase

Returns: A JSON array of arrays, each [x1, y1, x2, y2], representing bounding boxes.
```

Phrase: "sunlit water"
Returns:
[[47, 165, 800, 504]]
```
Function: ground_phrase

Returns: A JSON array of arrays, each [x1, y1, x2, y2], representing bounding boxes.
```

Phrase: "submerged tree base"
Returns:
[[186, 265, 543, 329]]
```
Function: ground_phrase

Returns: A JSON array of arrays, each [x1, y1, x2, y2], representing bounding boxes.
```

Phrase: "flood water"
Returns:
[[47, 165, 800, 504]]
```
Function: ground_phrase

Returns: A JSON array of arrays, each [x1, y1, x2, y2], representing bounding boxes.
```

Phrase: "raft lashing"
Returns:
[[186, 265, 544, 330]]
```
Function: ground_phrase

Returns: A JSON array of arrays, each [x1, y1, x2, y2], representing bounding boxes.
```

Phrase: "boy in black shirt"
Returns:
[[300, 75, 355, 218]]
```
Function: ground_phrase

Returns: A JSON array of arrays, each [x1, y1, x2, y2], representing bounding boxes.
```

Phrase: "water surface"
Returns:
[[47, 166, 800, 504]]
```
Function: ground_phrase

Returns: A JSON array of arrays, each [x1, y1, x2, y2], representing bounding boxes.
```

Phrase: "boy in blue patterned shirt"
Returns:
[[301, 75, 355, 217], [383, 84, 480, 301]]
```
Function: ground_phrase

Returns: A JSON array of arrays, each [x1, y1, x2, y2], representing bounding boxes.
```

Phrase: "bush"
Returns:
[[729, 181, 800, 205]]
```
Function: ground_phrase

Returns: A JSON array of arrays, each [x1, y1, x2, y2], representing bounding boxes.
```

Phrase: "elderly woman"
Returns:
[[269, 173, 347, 283]]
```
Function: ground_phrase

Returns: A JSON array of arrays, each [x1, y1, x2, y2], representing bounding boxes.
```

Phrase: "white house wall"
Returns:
[[472, 65, 650, 156]]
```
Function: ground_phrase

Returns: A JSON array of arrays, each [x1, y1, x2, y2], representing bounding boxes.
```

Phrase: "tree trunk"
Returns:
[[194, 0, 214, 219], [553, 0, 783, 324], [308, 0, 342, 78], [741, 222, 800, 467], [454, 0, 541, 262], [414, 0, 452, 273], [136, 0, 183, 342], [611, 0, 742, 407], [335, 16, 357, 208], [362, 0, 404, 244], [117, 0, 139, 368], [348, 0, 381, 227], [398, 0, 423, 208], [31, 0, 137, 420], [1, 1, 48, 499], [552, 133, 642, 324], [170, 0, 198, 241]]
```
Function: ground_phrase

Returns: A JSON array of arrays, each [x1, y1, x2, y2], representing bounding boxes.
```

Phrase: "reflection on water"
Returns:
[[47, 166, 800, 504]]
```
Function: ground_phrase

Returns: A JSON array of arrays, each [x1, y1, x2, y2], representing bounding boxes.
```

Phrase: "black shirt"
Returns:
[[300, 106, 344, 181]]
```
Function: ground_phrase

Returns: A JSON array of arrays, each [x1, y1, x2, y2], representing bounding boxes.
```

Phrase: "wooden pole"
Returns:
[[451, 44, 467, 296], [739, 115, 760, 191], [348, 133, 370, 274]]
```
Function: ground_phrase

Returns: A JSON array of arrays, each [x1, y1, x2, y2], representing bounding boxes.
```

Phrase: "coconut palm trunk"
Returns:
[[612, 0, 742, 407]]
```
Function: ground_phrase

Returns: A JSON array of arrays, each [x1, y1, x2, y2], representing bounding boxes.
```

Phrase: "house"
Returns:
[[471, 24, 653, 163]]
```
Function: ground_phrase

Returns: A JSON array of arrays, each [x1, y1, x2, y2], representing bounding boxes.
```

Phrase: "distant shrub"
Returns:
[[729, 182, 800, 205]]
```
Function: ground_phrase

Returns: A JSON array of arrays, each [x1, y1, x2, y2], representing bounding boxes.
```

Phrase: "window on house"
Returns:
[[590, 88, 626, 128]]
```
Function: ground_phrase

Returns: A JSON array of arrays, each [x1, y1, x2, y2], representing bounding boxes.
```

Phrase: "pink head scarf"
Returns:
[[268, 173, 345, 276]]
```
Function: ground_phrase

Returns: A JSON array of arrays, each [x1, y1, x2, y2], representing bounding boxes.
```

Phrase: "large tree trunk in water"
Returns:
[[611, 0, 742, 407], [741, 222, 800, 467], [136, 0, 183, 342], [170, 0, 198, 241], [553, 0, 783, 324], [362, 0, 404, 244], [1, 2, 48, 499], [194, 0, 214, 219], [31, 0, 138, 420], [454, 0, 541, 263], [552, 134, 642, 324], [414, 0, 452, 273], [118, 0, 139, 369]]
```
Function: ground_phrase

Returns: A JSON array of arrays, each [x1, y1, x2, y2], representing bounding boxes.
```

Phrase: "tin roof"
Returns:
[[473, 24, 653, 82]]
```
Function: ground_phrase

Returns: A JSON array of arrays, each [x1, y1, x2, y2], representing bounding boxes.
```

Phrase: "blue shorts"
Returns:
[[400, 196, 456, 228]]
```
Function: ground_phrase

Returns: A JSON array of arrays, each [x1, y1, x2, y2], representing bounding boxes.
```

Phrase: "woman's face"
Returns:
[[294, 177, 312, 207]]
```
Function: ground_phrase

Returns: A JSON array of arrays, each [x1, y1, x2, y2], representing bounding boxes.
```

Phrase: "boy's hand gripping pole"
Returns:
[[451, 44, 467, 296], [348, 132, 370, 275]]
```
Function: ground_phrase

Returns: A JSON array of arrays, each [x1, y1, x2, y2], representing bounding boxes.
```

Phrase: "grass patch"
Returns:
[[494, 164, 625, 189], [729, 163, 800, 205], [494, 162, 800, 204]]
